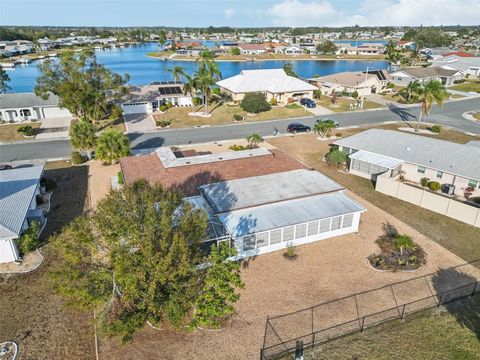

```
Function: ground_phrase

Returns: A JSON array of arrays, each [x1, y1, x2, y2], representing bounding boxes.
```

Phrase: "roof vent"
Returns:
[[405, 147, 410, 151]]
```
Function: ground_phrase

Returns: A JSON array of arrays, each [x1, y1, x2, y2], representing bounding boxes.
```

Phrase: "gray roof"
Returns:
[[218, 192, 365, 238], [349, 150, 403, 169], [0, 165, 44, 239], [466, 140, 480, 149], [395, 66, 459, 79], [199, 169, 344, 213], [334, 129, 480, 180], [0, 92, 60, 109]]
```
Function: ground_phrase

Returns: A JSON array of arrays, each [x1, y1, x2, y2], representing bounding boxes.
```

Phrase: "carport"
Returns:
[[348, 151, 403, 179]]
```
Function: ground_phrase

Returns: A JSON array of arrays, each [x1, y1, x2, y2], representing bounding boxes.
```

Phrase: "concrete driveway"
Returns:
[[124, 113, 156, 133], [35, 117, 72, 140]]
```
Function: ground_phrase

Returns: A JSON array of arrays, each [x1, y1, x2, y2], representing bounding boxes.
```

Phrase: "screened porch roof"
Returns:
[[349, 150, 403, 169]]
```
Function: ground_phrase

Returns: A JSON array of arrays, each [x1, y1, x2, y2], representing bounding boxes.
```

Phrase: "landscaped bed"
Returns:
[[0, 123, 41, 142]]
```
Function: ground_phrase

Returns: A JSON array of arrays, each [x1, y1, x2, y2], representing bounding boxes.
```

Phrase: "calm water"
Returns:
[[6, 43, 388, 92]]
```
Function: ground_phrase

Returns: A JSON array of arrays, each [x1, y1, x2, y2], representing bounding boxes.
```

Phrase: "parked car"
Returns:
[[300, 98, 311, 105], [287, 123, 311, 134], [0, 164, 13, 171], [305, 101, 316, 108], [315, 118, 339, 127]]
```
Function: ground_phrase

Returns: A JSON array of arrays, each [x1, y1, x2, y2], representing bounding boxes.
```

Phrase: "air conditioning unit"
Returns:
[[443, 183, 455, 195]]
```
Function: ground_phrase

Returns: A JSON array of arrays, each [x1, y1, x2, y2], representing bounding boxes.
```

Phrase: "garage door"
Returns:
[[121, 102, 152, 115], [42, 106, 72, 118]]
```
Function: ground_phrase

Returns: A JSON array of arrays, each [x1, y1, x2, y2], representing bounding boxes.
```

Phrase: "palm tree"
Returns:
[[398, 80, 422, 104], [416, 80, 447, 131], [245, 133, 263, 149], [168, 66, 186, 81], [183, 74, 198, 113], [95, 129, 130, 165], [314, 120, 335, 138], [409, 44, 421, 66], [394, 234, 415, 255], [194, 53, 222, 114], [70, 119, 97, 160]]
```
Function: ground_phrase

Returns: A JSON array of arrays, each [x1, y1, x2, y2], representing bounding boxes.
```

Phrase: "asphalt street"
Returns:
[[1, 98, 480, 163]]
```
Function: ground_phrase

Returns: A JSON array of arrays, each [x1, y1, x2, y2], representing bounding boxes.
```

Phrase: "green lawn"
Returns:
[[316, 96, 383, 112], [450, 79, 480, 93]]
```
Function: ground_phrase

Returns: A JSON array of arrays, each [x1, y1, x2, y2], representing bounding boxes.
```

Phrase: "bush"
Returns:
[[284, 244, 297, 260], [17, 221, 41, 254], [165, 102, 173, 109], [326, 149, 347, 167], [431, 124, 442, 133], [351, 90, 359, 99], [269, 98, 278, 106], [232, 114, 243, 121], [109, 104, 123, 120], [159, 105, 167, 112], [335, 133, 342, 138], [212, 87, 221, 97], [240, 92, 271, 114], [156, 119, 171, 128], [341, 88, 349, 97], [193, 97, 203, 105], [420, 177, 430, 187], [427, 181, 441, 191], [117, 171, 124, 185], [229, 144, 246, 151], [454, 79, 465, 84], [387, 82, 395, 89], [17, 125, 35, 137], [71, 151, 86, 164], [313, 89, 322, 99], [40, 177, 57, 192]]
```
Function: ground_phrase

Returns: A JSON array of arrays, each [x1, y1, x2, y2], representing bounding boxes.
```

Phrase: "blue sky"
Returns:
[[1, 0, 480, 27]]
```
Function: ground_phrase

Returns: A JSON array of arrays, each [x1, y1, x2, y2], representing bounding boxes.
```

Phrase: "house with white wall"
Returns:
[[309, 70, 389, 96], [0, 93, 72, 123], [390, 66, 464, 86], [431, 56, 480, 78], [0, 165, 46, 264], [334, 129, 480, 198]]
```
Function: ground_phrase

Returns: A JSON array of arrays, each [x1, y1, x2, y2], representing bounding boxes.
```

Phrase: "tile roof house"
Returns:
[[309, 70, 389, 96], [216, 69, 318, 104], [120, 148, 365, 258], [390, 66, 464, 86], [0, 165, 46, 264]]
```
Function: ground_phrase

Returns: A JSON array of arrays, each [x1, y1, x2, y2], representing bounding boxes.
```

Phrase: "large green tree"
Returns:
[[50, 181, 243, 340], [0, 67, 11, 93], [415, 80, 447, 131], [194, 50, 222, 113], [95, 129, 130, 164], [283, 63, 297, 78], [69, 119, 97, 159], [35, 50, 130, 123], [240, 92, 271, 114], [316, 40, 338, 55]]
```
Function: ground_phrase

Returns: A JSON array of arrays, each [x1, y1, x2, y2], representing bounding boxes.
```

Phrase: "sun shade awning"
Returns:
[[349, 151, 403, 169]]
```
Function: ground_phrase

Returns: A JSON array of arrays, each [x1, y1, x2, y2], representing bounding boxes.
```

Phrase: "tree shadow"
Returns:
[[431, 267, 480, 340], [387, 103, 417, 126]]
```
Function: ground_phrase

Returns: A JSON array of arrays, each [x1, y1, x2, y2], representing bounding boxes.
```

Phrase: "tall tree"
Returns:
[[95, 129, 130, 164], [314, 119, 336, 138], [183, 74, 198, 113], [35, 51, 130, 123], [168, 66, 187, 81], [416, 80, 447, 131], [316, 40, 337, 55], [283, 63, 297, 77], [194, 51, 222, 113], [0, 67, 11, 93], [69, 119, 97, 159], [398, 80, 422, 104], [158, 30, 167, 47]]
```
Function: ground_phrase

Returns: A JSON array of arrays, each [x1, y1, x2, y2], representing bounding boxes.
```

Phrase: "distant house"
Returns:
[[0, 93, 72, 123], [237, 43, 267, 55], [120, 147, 365, 258], [216, 69, 318, 104], [309, 70, 389, 96], [336, 43, 385, 56], [431, 56, 480, 77], [0, 166, 46, 264], [334, 129, 480, 198], [389, 66, 464, 86], [120, 81, 192, 115]]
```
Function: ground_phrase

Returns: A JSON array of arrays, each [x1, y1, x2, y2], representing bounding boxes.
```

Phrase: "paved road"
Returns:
[[1, 98, 480, 163]]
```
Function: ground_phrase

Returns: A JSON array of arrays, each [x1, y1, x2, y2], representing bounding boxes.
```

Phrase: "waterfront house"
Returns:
[[237, 43, 268, 55], [216, 69, 318, 104], [390, 66, 464, 86], [431, 55, 480, 77], [309, 70, 389, 96]]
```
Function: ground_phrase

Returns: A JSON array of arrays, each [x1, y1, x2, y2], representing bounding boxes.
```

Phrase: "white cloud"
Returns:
[[225, 8, 236, 20], [267, 0, 480, 26]]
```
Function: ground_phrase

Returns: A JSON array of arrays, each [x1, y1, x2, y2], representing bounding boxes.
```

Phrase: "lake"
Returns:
[[5, 43, 388, 92]]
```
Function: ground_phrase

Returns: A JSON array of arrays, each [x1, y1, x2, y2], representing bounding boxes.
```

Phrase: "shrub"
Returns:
[[387, 82, 395, 89], [17, 125, 35, 137], [246, 133, 263, 149], [71, 151, 86, 164], [335, 132, 342, 138], [117, 171, 124, 185], [351, 90, 359, 99], [156, 119, 171, 128], [232, 114, 243, 121], [284, 244, 297, 260], [341, 88, 349, 97], [394, 234, 416, 254], [431, 124, 442, 133], [40, 177, 57, 192], [165, 102, 173, 109], [17, 221, 41, 254], [420, 177, 430, 187], [326, 149, 347, 167], [454, 79, 465, 84], [212, 87, 221, 97], [427, 181, 441, 191], [240, 92, 271, 114], [269, 98, 278, 106], [193, 97, 203, 105], [313, 89, 322, 99], [229, 144, 246, 151], [159, 105, 167, 112], [109, 104, 123, 120]]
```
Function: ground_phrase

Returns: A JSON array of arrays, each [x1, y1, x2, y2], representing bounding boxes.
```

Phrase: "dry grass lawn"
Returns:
[[0, 123, 42, 142], [153, 104, 309, 128], [474, 112, 480, 121], [316, 96, 383, 112], [450, 79, 480, 93]]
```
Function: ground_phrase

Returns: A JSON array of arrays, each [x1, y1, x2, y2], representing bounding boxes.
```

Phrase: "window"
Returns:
[[295, 224, 307, 239], [436, 171, 443, 179], [20, 109, 31, 117], [256, 232, 269, 247], [417, 166, 426, 174], [307, 221, 319, 236], [282, 227, 294, 242], [319, 218, 331, 233], [331, 216, 342, 230], [342, 214, 354, 228], [242, 235, 255, 252], [467, 179, 479, 189], [270, 229, 282, 244]]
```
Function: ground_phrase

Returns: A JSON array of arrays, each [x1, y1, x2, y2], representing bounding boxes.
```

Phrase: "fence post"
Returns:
[[360, 317, 365, 332], [400, 304, 406, 321], [472, 282, 478, 296]]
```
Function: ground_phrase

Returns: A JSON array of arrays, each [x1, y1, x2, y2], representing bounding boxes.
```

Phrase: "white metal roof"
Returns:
[[0, 165, 44, 239], [199, 169, 344, 213], [0, 92, 60, 109], [218, 192, 365, 238], [349, 150, 404, 169], [216, 69, 318, 94]]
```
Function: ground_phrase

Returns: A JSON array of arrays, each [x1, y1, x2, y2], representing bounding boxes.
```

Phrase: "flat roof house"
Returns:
[[0, 165, 46, 264], [216, 69, 318, 104], [0, 93, 72, 123], [334, 129, 480, 198], [309, 70, 389, 96], [389, 66, 464, 86], [120, 81, 192, 115], [120, 147, 365, 258]]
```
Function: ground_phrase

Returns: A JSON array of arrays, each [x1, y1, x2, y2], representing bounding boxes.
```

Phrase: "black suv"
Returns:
[[287, 123, 311, 133]]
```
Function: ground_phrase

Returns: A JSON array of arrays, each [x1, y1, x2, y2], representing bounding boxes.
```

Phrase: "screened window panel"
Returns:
[[331, 216, 342, 230], [307, 221, 319, 236], [319, 218, 331, 233], [342, 214, 354, 228], [283, 226, 294, 242], [270, 229, 282, 244], [295, 223, 307, 239], [242, 235, 256, 251], [256, 232, 269, 248]]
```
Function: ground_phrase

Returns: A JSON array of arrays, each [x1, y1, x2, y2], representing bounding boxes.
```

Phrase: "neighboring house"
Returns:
[[0, 93, 72, 123], [276, 46, 302, 55], [309, 70, 389, 96], [336, 43, 385, 56], [120, 81, 192, 114], [216, 69, 318, 104], [0, 165, 46, 264], [120, 147, 365, 258], [237, 43, 267, 55], [334, 129, 480, 198], [389, 66, 464, 86], [431, 56, 480, 77]]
